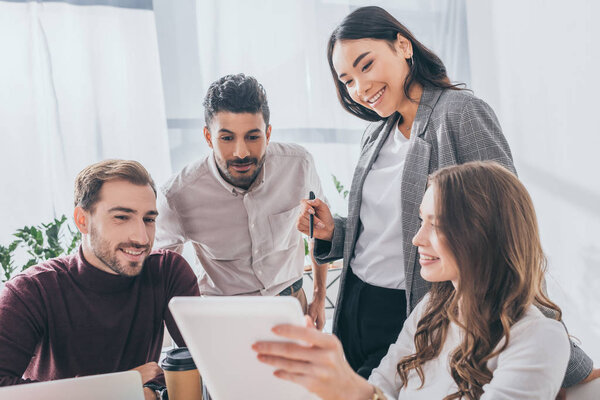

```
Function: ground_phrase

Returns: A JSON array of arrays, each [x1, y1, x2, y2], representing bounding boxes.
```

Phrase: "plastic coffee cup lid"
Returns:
[[161, 348, 197, 371]]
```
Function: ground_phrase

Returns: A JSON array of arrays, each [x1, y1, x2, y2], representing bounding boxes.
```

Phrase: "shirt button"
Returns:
[[257, 270, 262, 275], [250, 223, 255, 229]]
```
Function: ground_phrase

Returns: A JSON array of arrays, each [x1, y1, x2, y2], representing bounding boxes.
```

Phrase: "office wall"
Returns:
[[467, 0, 600, 363]]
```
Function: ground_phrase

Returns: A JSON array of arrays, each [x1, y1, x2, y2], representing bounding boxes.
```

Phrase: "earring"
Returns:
[[409, 54, 414, 67]]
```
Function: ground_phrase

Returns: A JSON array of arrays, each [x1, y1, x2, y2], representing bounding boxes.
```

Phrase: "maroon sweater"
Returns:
[[0, 248, 199, 386]]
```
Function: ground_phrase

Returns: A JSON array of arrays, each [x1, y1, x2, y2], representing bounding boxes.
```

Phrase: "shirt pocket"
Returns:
[[268, 205, 302, 252]]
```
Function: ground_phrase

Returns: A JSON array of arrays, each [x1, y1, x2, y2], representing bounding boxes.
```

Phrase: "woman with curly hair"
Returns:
[[256, 161, 570, 399]]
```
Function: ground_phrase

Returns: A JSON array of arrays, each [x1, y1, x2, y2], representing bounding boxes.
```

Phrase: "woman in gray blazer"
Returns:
[[297, 5, 593, 389]]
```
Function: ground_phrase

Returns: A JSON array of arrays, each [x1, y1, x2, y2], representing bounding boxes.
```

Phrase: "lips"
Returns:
[[118, 246, 148, 262], [418, 252, 440, 266], [366, 86, 386, 108], [230, 163, 253, 172], [228, 158, 257, 174]]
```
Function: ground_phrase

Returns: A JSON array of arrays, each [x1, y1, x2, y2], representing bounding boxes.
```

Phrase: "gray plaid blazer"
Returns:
[[314, 86, 591, 387]]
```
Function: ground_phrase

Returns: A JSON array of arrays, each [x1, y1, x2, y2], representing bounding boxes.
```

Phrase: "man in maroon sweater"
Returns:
[[0, 160, 200, 399]]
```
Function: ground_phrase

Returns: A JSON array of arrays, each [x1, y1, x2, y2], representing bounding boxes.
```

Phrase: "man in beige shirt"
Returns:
[[155, 73, 328, 328]]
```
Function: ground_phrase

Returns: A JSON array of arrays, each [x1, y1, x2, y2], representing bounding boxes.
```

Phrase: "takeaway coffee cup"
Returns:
[[161, 348, 202, 400]]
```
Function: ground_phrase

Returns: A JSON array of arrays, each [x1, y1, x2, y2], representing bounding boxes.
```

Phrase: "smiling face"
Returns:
[[76, 179, 157, 277], [331, 36, 412, 118], [412, 185, 459, 287], [204, 111, 271, 190]]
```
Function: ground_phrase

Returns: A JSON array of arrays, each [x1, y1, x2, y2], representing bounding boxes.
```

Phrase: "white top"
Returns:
[[369, 295, 571, 400], [351, 126, 410, 289], [155, 142, 325, 296]]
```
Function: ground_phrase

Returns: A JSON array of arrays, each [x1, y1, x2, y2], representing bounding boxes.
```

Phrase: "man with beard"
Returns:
[[0, 160, 199, 399], [156, 74, 328, 327]]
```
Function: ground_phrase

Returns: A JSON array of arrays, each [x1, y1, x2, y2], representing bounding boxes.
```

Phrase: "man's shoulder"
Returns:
[[266, 142, 313, 166], [161, 157, 211, 198], [5, 255, 74, 293]]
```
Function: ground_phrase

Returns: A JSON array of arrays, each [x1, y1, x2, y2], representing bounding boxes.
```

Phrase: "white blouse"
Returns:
[[350, 126, 410, 289], [369, 295, 570, 399]]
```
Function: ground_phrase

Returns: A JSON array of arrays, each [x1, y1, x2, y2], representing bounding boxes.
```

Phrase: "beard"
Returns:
[[89, 225, 149, 277], [217, 154, 266, 189]]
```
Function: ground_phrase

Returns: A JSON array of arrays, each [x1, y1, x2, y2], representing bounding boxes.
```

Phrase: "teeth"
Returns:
[[367, 87, 385, 104], [122, 249, 143, 256], [420, 255, 439, 261]]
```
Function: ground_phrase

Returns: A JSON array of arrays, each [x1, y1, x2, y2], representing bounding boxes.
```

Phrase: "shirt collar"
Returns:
[[208, 152, 266, 195]]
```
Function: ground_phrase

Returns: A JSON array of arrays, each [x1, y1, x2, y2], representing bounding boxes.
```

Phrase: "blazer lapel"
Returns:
[[402, 86, 442, 308]]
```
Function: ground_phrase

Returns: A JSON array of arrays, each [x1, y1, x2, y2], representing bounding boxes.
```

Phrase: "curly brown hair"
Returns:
[[396, 161, 561, 399]]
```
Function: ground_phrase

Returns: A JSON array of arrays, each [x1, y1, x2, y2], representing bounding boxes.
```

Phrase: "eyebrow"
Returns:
[[418, 210, 435, 220], [218, 128, 263, 135], [339, 51, 371, 79], [108, 207, 159, 216]]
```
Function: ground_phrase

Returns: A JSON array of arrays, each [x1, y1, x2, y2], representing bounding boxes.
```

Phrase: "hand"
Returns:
[[130, 361, 162, 384], [143, 387, 159, 400], [555, 368, 600, 399], [582, 367, 600, 383], [297, 198, 334, 241], [307, 297, 326, 331], [252, 316, 373, 400]]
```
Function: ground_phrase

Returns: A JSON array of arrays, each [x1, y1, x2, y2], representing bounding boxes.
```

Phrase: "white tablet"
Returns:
[[169, 296, 319, 400]]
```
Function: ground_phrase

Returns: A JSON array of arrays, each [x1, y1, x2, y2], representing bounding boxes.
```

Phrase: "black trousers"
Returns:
[[337, 268, 407, 379]]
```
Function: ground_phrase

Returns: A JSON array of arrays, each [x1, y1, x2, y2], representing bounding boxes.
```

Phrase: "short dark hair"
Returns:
[[74, 159, 156, 211], [327, 6, 462, 122], [203, 73, 270, 128]]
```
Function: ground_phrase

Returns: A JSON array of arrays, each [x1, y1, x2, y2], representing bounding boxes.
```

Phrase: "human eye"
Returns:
[[361, 60, 373, 72], [247, 135, 260, 141], [220, 136, 233, 141], [144, 217, 156, 224], [344, 79, 354, 87], [114, 215, 128, 221]]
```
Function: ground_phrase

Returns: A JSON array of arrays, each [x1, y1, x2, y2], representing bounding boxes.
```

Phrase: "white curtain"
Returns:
[[155, 0, 470, 216], [466, 0, 600, 363], [0, 0, 171, 244]]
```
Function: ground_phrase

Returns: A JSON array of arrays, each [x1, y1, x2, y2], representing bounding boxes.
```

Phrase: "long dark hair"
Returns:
[[327, 6, 461, 122], [396, 162, 561, 399]]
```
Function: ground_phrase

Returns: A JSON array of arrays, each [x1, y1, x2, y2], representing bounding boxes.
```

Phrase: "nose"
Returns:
[[355, 77, 371, 99], [412, 223, 426, 247], [129, 218, 150, 246], [233, 139, 250, 159]]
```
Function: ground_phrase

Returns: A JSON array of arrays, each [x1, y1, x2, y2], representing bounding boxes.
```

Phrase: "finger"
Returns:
[[256, 354, 313, 375], [316, 315, 325, 331], [304, 314, 315, 329], [271, 324, 336, 348], [252, 341, 318, 362], [272, 369, 314, 390]]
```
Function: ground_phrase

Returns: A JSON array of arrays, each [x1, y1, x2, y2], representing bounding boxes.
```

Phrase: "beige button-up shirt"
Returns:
[[155, 142, 325, 296]]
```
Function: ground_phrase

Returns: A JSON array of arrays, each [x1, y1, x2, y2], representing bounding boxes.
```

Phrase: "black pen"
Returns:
[[309, 191, 315, 238]]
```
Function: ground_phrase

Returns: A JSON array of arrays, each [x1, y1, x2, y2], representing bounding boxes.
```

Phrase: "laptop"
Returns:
[[169, 296, 319, 400], [0, 371, 144, 400]]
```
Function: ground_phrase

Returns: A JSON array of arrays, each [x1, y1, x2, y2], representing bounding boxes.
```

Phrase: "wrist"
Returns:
[[347, 374, 376, 400], [312, 288, 326, 300]]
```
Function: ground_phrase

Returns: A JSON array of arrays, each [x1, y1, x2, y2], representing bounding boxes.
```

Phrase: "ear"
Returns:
[[265, 125, 272, 145], [395, 33, 413, 58], [73, 206, 90, 234], [203, 126, 213, 149]]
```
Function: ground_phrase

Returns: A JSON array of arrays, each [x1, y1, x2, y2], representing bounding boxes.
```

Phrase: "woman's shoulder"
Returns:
[[505, 305, 570, 352], [431, 87, 492, 117]]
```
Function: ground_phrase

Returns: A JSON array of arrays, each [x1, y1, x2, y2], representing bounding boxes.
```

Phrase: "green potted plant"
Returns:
[[0, 215, 81, 284]]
